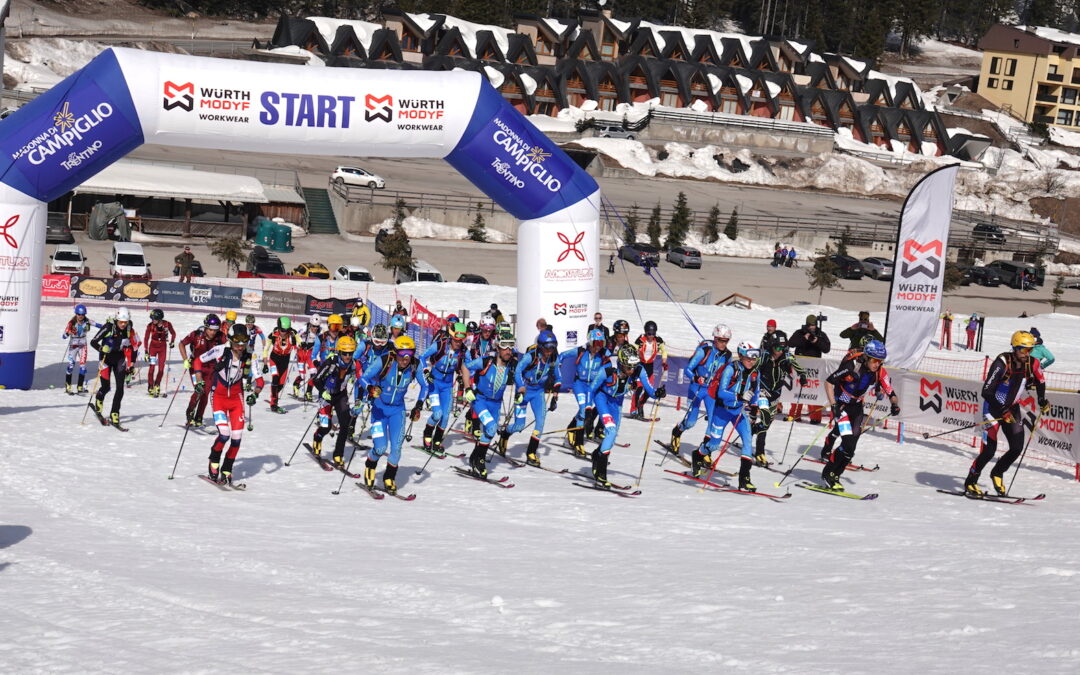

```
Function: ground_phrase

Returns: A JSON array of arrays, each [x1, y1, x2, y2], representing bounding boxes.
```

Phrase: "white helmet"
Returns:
[[115, 307, 130, 323], [350, 316, 361, 328], [737, 341, 761, 360], [309, 315, 321, 327], [712, 323, 732, 340]]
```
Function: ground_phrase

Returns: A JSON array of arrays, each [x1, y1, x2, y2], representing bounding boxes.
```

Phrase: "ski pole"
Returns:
[[159, 368, 193, 428], [539, 425, 583, 436], [404, 418, 416, 442], [285, 409, 322, 466], [246, 401, 254, 432], [80, 374, 101, 425], [1007, 410, 1044, 495], [333, 411, 367, 495], [773, 417, 836, 488], [779, 382, 805, 464], [635, 399, 662, 486], [167, 419, 194, 480], [922, 417, 1002, 440]]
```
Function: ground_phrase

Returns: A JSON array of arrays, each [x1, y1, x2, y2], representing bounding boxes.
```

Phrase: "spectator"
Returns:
[[787, 314, 832, 423], [965, 313, 979, 350], [1030, 327, 1055, 369], [939, 309, 954, 350], [588, 312, 611, 344], [488, 303, 506, 325], [772, 246, 784, 268], [760, 318, 787, 353], [536, 317, 549, 336], [786, 247, 797, 268], [607, 254, 615, 274], [839, 310, 883, 353], [779, 245, 789, 267], [392, 300, 408, 318], [174, 246, 195, 283]]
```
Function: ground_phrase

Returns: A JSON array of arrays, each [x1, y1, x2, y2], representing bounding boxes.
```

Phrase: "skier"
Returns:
[[668, 324, 733, 457], [419, 322, 473, 455], [630, 320, 668, 418], [178, 314, 226, 427], [222, 310, 238, 336], [388, 314, 407, 342], [470, 315, 498, 358], [588, 312, 611, 344], [606, 319, 630, 356], [311, 335, 364, 468], [692, 342, 765, 491], [292, 316, 322, 400], [939, 309, 954, 350], [1029, 327, 1055, 369], [821, 339, 900, 490], [244, 315, 265, 356], [753, 334, 807, 466], [263, 317, 297, 413], [346, 315, 363, 338], [507, 329, 563, 466], [965, 313, 979, 350], [787, 314, 831, 423], [558, 328, 611, 457], [358, 335, 428, 495], [465, 331, 519, 476], [142, 308, 176, 397], [964, 331, 1048, 496], [196, 324, 264, 485], [89, 308, 141, 426], [360, 324, 392, 367], [488, 303, 505, 324], [61, 304, 99, 394], [588, 344, 666, 486]]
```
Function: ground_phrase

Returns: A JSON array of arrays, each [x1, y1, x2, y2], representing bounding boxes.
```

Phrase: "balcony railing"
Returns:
[[1035, 114, 1055, 124], [1036, 93, 1058, 103], [1046, 73, 1065, 82]]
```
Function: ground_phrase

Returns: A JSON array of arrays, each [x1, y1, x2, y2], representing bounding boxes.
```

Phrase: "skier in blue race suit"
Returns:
[[419, 321, 473, 455], [668, 323, 732, 456], [558, 328, 610, 457], [357, 335, 428, 496], [464, 331, 519, 477], [588, 344, 665, 486], [508, 329, 563, 467]]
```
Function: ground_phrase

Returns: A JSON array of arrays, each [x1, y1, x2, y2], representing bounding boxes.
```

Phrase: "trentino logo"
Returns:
[[365, 94, 393, 122], [163, 81, 195, 112], [900, 239, 943, 279], [919, 377, 942, 413]]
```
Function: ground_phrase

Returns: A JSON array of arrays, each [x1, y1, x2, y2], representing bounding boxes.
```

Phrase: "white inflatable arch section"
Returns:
[[0, 48, 600, 388]]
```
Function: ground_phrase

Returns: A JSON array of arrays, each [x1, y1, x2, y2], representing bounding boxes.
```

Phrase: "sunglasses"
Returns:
[[714, 337, 729, 342]]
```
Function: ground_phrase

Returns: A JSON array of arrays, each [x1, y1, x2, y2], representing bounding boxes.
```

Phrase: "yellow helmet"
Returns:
[[393, 335, 416, 352], [336, 335, 357, 354], [225, 310, 238, 322], [328, 314, 344, 327], [1011, 331, 1036, 350]]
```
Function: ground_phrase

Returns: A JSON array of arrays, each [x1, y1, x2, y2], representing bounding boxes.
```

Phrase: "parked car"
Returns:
[[593, 123, 636, 140], [829, 255, 864, 279], [49, 244, 88, 275], [334, 265, 374, 282], [331, 166, 386, 189], [375, 228, 412, 258], [619, 242, 661, 267], [292, 262, 330, 279], [109, 242, 151, 280], [457, 273, 489, 284], [45, 215, 75, 245], [861, 256, 893, 280], [666, 245, 702, 269], [395, 259, 444, 284], [955, 265, 974, 286], [172, 259, 205, 277], [246, 245, 286, 276], [972, 223, 1006, 245], [986, 260, 1042, 288], [968, 265, 1004, 287]]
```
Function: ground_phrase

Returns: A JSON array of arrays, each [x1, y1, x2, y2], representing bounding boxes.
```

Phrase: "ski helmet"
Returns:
[[390, 315, 406, 330], [350, 316, 362, 328], [74, 304, 87, 316], [449, 322, 468, 340], [467, 321, 478, 334], [613, 319, 630, 335], [618, 344, 640, 368], [447, 314, 460, 325], [537, 330, 558, 348], [150, 308, 164, 321], [1011, 331, 1036, 350], [205, 314, 221, 329], [328, 314, 344, 327], [863, 339, 887, 360], [336, 335, 357, 354], [498, 333, 516, 349], [229, 324, 248, 344], [394, 335, 416, 357], [737, 341, 760, 360], [225, 310, 238, 323], [479, 314, 495, 330], [713, 324, 732, 340], [644, 320, 657, 336], [115, 307, 131, 324], [497, 320, 512, 334], [589, 328, 606, 343], [371, 323, 389, 346], [245, 314, 256, 325], [309, 315, 322, 327], [770, 335, 788, 351], [277, 316, 291, 331]]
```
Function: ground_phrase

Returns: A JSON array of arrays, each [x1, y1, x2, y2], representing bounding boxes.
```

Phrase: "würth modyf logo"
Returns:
[[163, 81, 195, 111], [557, 232, 585, 263], [0, 215, 20, 249], [553, 303, 567, 315], [919, 377, 942, 413], [900, 239, 943, 279], [365, 94, 393, 122]]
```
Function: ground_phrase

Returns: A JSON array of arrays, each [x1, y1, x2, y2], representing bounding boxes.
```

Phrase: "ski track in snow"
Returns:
[[2, 305, 1080, 671]]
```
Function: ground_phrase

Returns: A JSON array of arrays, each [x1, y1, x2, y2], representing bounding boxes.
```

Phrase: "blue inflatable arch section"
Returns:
[[0, 48, 600, 388]]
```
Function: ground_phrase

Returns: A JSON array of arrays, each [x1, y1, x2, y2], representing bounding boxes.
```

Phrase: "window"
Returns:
[[1049, 64, 1059, 75], [1002, 80, 1013, 90], [1005, 59, 1017, 76], [1064, 88, 1078, 105], [401, 32, 420, 51], [990, 57, 1001, 74], [1054, 45, 1066, 54], [1057, 109, 1074, 125], [660, 92, 681, 107], [987, 78, 998, 88], [721, 98, 738, 114], [1014, 39, 1020, 48], [600, 42, 617, 60]]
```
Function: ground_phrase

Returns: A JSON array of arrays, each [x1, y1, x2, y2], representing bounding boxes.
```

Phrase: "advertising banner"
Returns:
[[1027, 392, 1080, 463], [260, 290, 308, 317], [884, 165, 958, 370], [152, 280, 190, 306], [410, 298, 444, 333], [305, 296, 348, 318], [775, 356, 842, 407], [69, 275, 153, 302], [899, 371, 981, 434], [41, 274, 72, 298], [240, 287, 263, 310]]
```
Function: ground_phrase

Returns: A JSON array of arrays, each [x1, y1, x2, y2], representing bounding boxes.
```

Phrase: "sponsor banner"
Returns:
[[260, 290, 308, 317], [152, 280, 190, 305], [69, 275, 152, 303], [775, 356, 842, 407], [148, 280, 240, 308], [240, 287, 262, 310], [305, 296, 348, 318], [410, 299, 443, 333], [41, 274, 72, 298], [899, 371, 980, 433], [884, 166, 958, 370], [1028, 392, 1080, 463]]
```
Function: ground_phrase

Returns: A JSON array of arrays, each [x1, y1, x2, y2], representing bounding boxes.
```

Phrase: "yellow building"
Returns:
[[978, 24, 1080, 128]]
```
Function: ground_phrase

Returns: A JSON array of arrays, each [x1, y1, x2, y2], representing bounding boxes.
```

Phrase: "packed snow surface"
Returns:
[[3, 297, 1080, 672]]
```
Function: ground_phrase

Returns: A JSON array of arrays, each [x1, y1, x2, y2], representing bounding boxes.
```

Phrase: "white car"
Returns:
[[109, 241, 151, 280], [49, 244, 88, 275], [334, 264, 374, 282], [331, 166, 386, 189]]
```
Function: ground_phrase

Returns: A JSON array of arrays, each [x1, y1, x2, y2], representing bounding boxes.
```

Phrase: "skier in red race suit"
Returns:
[[196, 324, 264, 486], [178, 313, 227, 427], [143, 308, 176, 398], [263, 316, 298, 413]]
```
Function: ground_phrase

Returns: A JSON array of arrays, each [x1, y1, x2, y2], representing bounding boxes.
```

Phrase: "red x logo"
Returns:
[[0, 215, 19, 248], [557, 231, 585, 263]]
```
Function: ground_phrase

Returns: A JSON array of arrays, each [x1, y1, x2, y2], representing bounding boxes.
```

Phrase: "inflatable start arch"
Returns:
[[0, 48, 600, 388]]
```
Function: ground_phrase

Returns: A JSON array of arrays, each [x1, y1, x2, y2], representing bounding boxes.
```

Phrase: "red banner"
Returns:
[[410, 298, 443, 332], [41, 274, 72, 298]]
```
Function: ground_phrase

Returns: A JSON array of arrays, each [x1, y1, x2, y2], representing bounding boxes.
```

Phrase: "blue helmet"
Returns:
[[864, 339, 887, 360], [588, 328, 605, 343], [390, 315, 406, 330], [74, 304, 87, 316], [537, 330, 557, 347]]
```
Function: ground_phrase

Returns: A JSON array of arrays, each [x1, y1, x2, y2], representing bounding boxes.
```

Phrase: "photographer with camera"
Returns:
[[839, 311, 883, 355], [787, 314, 832, 424]]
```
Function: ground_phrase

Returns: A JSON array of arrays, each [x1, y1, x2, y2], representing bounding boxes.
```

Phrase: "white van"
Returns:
[[395, 259, 444, 284], [110, 242, 151, 280]]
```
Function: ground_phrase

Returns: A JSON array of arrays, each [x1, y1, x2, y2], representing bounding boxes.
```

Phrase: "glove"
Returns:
[[515, 390, 525, 405], [749, 404, 759, 418], [101, 344, 111, 354], [368, 385, 382, 400], [194, 381, 205, 394], [1002, 410, 1015, 424], [423, 369, 434, 384], [799, 375, 808, 387], [655, 385, 667, 399], [1039, 398, 1050, 414], [741, 388, 754, 402], [890, 402, 901, 417], [321, 390, 332, 402], [662, 362, 669, 372], [548, 395, 558, 412], [464, 388, 477, 403], [351, 404, 365, 417], [144, 353, 151, 362], [262, 364, 269, 374], [410, 405, 422, 422], [246, 393, 258, 406], [183, 358, 192, 370], [61, 333, 68, 340], [831, 403, 842, 420], [551, 382, 561, 393], [169, 342, 175, 349]]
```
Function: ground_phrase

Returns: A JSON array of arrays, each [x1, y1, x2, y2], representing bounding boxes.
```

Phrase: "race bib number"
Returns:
[[213, 410, 228, 426], [576, 392, 587, 405], [478, 409, 494, 425], [150, 356, 158, 365], [371, 421, 385, 438]]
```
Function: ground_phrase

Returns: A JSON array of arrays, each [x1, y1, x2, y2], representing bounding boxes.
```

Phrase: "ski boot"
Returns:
[[690, 449, 706, 478], [363, 459, 378, 490], [92, 396, 104, 415], [568, 427, 587, 457], [64, 383, 74, 395], [822, 468, 843, 491], [430, 427, 446, 456], [77, 383, 88, 394], [270, 405, 285, 414], [469, 443, 489, 478], [991, 475, 1007, 497], [753, 450, 769, 467], [495, 431, 510, 457], [207, 460, 220, 483], [591, 449, 610, 487], [292, 381, 302, 398], [422, 423, 436, 453], [383, 465, 398, 495], [739, 457, 756, 492], [670, 426, 683, 455], [525, 436, 541, 467], [109, 412, 121, 426], [332, 454, 345, 469], [964, 481, 984, 497], [311, 439, 323, 456], [304, 390, 313, 403]]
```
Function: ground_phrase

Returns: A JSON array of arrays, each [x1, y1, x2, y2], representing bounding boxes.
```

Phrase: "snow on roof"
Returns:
[[946, 127, 990, 139], [519, 72, 538, 95], [764, 80, 781, 98], [866, 69, 921, 102], [637, 20, 761, 60], [76, 161, 268, 203], [306, 16, 382, 51], [542, 17, 576, 40], [265, 45, 325, 66], [1017, 25, 1080, 48], [809, 52, 824, 63], [707, 72, 723, 94], [608, 17, 632, 34], [425, 14, 513, 57], [407, 12, 438, 33], [786, 40, 809, 55], [735, 73, 755, 95], [841, 55, 868, 73], [483, 65, 505, 88]]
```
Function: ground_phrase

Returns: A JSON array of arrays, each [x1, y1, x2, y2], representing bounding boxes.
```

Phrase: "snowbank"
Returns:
[[4, 37, 107, 90], [368, 216, 513, 244], [264, 45, 325, 66]]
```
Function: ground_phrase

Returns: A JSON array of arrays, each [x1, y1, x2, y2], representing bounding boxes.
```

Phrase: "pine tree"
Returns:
[[380, 198, 416, 277], [467, 202, 488, 243], [1050, 275, 1065, 312], [209, 237, 249, 277], [704, 204, 721, 243], [806, 244, 842, 303], [723, 207, 738, 241], [624, 204, 640, 244], [943, 262, 963, 292], [646, 202, 663, 248], [836, 225, 852, 257], [665, 191, 692, 249]]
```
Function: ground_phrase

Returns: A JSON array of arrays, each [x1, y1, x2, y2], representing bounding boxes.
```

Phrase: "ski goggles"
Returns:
[[396, 348, 415, 358]]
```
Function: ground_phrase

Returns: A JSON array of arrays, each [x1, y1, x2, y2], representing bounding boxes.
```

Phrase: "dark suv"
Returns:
[[972, 223, 1006, 245], [830, 255, 865, 279], [246, 245, 286, 276], [619, 242, 661, 267]]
